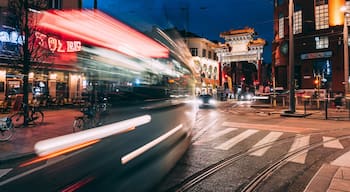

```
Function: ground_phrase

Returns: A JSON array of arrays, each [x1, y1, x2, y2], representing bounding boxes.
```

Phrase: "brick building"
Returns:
[[273, 0, 350, 94]]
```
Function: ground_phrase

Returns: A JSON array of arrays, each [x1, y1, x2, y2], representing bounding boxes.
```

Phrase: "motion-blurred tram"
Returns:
[[0, 10, 196, 192]]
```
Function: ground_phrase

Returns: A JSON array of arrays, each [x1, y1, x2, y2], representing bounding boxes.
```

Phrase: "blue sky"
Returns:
[[83, 0, 274, 62]]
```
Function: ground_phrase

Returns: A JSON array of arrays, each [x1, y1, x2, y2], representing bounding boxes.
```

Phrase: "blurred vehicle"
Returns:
[[0, 10, 197, 192], [238, 91, 254, 101], [198, 94, 216, 107]]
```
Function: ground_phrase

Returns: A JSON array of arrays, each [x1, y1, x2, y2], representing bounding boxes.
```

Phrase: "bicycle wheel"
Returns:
[[31, 111, 44, 125], [73, 118, 84, 132], [0, 120, 14, 142], [10, 112, 24, 128]]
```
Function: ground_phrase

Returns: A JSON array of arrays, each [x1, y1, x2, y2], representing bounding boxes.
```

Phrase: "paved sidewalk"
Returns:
[[0, 108, 80, 162]]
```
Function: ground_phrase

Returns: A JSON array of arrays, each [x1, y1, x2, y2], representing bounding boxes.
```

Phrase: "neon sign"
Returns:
[[35, 31, 81, 53]]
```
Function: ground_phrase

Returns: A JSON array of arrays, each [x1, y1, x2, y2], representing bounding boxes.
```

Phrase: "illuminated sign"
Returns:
[[0, 31, 23, 45], [329, 0, 345, 26], [35, 32, 81, 53], [300, 51, 332, 60]]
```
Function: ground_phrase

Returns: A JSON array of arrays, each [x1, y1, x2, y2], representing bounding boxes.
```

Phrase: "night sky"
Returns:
[[83, 0, 274, 63]]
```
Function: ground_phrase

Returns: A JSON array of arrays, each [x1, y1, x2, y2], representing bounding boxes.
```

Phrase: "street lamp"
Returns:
[[341, 6, 350, 96]]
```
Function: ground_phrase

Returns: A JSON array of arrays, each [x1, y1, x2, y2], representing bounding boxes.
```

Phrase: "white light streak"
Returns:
[[34, 115, 151, 156]]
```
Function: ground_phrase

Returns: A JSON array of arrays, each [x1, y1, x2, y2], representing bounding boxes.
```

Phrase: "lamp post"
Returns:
[[288, 0, 296, 113], [341, 7, 349, 96]]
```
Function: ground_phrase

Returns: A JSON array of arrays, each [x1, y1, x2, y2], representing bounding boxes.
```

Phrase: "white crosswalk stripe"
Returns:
[[331, 150, 350, 167], [323, 136, 344, 149], [249, 132, 284, 156], [193, 128, 237, 145], [215, 129, 259, 150], [192, 125, 344, 165], [286, 135, 310, 164], [0, 168, 12, 179]]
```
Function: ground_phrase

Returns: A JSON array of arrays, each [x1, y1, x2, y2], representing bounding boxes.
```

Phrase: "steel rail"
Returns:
[[240, 135, 350, 192], [169, 129, 349, 192]]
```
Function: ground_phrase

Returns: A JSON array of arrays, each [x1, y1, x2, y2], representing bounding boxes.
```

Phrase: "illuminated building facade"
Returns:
[[184, 32, 219, 95], [273, 0, 350, 94], [0, 0, 171, 106], [0, 0, 83, 103]]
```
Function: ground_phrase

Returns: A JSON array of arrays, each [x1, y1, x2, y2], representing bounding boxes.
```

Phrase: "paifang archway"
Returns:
[[215, 27, 266, 93]]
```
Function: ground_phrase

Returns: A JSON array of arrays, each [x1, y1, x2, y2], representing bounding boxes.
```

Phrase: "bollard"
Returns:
[[304, 99, 307, 115], [325, 98, 328, 120]]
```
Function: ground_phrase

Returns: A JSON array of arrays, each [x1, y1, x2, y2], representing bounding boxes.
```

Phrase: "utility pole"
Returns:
[[22, 0, 30, 126], [288, 0, 296, 113], [344, 12, 349, 96], [94, 0, 98, 9]]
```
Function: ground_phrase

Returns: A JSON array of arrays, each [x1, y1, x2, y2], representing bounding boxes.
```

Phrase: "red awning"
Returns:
[[36, 10, 169, 58]]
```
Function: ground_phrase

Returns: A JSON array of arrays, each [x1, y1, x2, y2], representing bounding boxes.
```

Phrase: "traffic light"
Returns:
[[314, 75, 321, 88]]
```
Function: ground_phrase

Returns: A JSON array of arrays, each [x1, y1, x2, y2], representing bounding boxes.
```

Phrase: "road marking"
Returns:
[[0, 168, 12, 179], [215, 129, 259, 150], [222, 122, 317, 133], [331, 150, 350, 167], [323, 137, 344, 149], [249, 132, 284, 156], [0, 148, 90, 186], [286, 135, 310, 164], [193, 128, 237, 145], [192, 120, 218, 142], [121, 124, 183, 165]]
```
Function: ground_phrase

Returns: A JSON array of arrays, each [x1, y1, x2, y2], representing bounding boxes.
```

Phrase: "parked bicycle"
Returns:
[[10, 103, 44, 128], [72, 102, 105, 132], [0, 117, 14, 141]]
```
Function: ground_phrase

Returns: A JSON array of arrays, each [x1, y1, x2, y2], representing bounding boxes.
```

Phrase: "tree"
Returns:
[[8, 0, 53, 126]]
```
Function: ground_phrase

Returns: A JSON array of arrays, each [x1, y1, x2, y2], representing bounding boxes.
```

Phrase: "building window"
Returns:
[[293, 10, 302, 34], [315, 0, 328, 6], [315, 36, 329, 49], [315, 4, 329, 30], [49, 0, 62, 9], [190, 48, 198, 56], [208, 51, 212, 59], [277, 0, 285, 6], [202, 49, 207, 58], [278, 16, 284, 39]]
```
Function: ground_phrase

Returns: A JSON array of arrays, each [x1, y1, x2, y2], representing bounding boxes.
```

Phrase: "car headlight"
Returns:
[[245, 94, 252, 100], [209, 99, 216, 105]]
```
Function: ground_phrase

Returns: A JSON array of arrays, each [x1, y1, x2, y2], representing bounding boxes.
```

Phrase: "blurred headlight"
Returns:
[[209, 99, 216, 105], [245, 94, 252, 100]]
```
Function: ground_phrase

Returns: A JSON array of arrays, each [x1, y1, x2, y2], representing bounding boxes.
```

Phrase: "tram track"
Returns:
[[167, 130, 350, 192]]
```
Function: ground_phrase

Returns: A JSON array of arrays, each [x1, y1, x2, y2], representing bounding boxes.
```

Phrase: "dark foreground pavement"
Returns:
[[0, 101, 349, 191]]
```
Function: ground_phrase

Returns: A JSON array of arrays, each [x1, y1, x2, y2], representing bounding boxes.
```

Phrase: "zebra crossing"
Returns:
[[192, 123, 346, 165]]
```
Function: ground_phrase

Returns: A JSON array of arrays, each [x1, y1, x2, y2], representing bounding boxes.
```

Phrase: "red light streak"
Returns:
[[61, 177, 94, 192], [36, 10, 169, 58]]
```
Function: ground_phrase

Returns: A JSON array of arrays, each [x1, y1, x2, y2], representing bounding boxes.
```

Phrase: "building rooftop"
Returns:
[[220, 27, 255, 37]]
